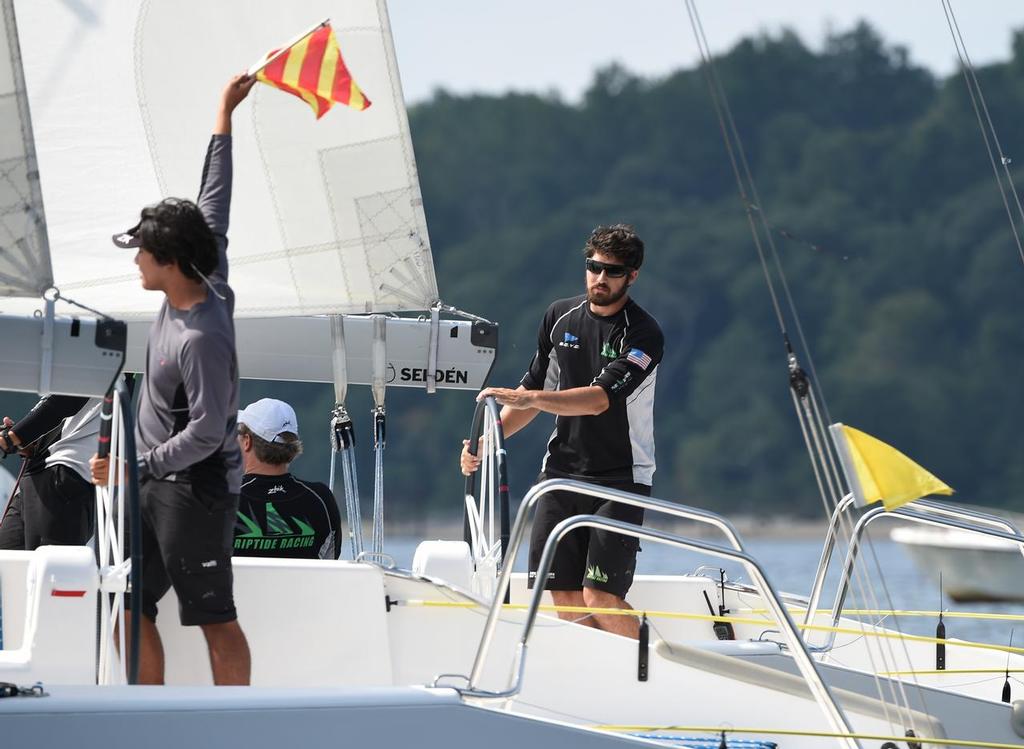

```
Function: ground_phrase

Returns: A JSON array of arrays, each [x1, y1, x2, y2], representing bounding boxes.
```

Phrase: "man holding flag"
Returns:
[[92, 74, 255, 686], [87, 18, 373, 684]]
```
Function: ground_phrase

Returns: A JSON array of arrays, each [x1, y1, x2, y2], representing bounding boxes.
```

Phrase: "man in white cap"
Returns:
[[235, 399, 341, 560]]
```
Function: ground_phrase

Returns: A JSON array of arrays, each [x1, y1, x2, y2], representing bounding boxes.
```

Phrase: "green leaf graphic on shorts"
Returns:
[[586, 564, 608, 583]]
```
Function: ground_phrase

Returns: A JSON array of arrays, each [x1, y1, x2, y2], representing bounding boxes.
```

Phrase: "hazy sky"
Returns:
[[388, 2, 1024, 103]]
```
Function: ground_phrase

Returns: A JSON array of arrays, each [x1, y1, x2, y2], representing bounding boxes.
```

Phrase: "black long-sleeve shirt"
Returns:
[[521, 295, 663, 485], [234, 473, 341, 559], [12, 395, 88, 446]]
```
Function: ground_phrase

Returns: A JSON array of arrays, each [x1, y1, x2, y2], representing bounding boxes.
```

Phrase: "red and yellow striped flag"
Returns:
[[256, 23, 371, 119]]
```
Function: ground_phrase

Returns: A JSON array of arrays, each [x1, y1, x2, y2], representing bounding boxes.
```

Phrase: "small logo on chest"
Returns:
[[558, 331, 581, 350], [600, 342, 618, 358]]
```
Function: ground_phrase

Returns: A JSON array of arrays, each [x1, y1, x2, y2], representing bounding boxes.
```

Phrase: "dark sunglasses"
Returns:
[[585, 258, 632, 278]]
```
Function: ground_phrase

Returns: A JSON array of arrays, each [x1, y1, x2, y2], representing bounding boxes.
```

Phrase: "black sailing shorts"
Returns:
[[132, 476, 239, 626], [527, 475, 649, 600], [0, 464, 94, 550]]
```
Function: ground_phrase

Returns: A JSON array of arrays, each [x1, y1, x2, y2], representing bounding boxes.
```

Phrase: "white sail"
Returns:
[[6, 0, 438, 320], [0, 0, 52, 299]]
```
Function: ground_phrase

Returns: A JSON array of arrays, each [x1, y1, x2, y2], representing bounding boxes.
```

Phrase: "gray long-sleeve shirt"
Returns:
[[135, 134, 242, 493]]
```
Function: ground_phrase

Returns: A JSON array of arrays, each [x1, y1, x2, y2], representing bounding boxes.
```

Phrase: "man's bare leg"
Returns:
[[200, 620, 251, 685], [121, 612, 166, 684], [583, 587, 639, 638], [550, 589, 599, 628]]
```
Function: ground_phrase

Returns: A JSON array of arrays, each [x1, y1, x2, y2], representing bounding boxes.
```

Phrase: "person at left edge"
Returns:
[[0, 395, 96, 549], [91, 74, 255, 686]]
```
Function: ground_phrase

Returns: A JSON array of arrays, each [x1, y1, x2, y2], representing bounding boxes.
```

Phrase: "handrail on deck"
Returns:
[[458, 513, 860, 749], [804, 495, 1024, 629], [467, 478, 747, 688], [813, 504, 1024, 652]]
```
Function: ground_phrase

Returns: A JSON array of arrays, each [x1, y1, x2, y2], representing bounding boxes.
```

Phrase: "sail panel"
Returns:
[[0, 0, 53, 300], [6, 0, 437, 319]]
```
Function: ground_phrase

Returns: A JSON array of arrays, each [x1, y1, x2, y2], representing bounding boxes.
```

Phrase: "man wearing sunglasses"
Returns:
[[462, 224, 663, 639]]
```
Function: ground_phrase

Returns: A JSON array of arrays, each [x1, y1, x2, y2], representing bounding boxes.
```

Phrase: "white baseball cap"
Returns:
[[238, 398, 299, 443]]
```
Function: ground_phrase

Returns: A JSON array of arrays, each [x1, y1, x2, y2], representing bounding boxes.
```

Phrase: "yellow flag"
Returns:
[[829, 423, 953, 511]]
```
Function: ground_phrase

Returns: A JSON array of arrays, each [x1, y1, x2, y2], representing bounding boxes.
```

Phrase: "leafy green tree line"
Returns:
[[3, 23, 1022, 522], [410, 22, 1024, 518]]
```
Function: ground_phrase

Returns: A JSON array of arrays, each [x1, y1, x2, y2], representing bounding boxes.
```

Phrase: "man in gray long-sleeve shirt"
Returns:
[[92, 74, 254, 685]]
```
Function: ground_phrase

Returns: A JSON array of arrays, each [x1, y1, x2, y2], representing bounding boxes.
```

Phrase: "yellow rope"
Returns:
[[402, 599, 1024, 655], [765, 607, 1024, 623], [799, 622, 1024, 656], [593, 724, 1024, 749], [404, 598, 769, 623], [879, 668, 1024, 676]]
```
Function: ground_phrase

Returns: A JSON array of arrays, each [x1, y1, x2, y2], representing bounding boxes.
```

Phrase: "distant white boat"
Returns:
[[890, 525, 1024, 602]]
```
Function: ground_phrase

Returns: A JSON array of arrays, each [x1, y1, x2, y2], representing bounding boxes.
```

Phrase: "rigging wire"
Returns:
[[371, 407, 385, 555], [50, 288, 113, 320], [684, 0, 897, 698], [682, 0, 931, 729], [685, 2, 836, 428], [940, 0, 1024, 269], [329, 408, 364, 559]]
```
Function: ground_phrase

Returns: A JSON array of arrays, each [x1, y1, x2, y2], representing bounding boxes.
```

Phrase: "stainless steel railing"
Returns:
[[467, 478, 747, 687], [814, 503, 1024, 651], [804, 493, 858, 625], [457, 512, 860, 749]]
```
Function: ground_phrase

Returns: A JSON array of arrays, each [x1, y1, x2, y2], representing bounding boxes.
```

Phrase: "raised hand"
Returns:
[[214, 73, 257, 134]]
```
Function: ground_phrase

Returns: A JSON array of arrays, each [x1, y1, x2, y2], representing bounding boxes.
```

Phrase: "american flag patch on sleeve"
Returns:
[[626, 348, 652, 370]]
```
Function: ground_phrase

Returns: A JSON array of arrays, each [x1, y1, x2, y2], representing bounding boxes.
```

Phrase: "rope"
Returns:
[[682, 1, 785, 339], [328, 442, 336, 496], [342, 446, 362, 558], [329, 413, 363, 559], [683, 1, 835, 428], [777, 608, 1024, 622], [0, 454, 27, 527], [51, 289, 113, 320], [940, 0, 1024, 269], [880, 668, 1024, 676], [371, 409, 385, 555], [593, 724, 1023, 749], [684, 1, 927, 729], [401, 599, 1024, 655]]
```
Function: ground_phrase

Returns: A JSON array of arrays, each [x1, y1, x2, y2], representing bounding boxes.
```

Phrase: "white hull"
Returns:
[[891, 526, 1024, 602], [2, 546, 1021, 747], [0, 685, 647, 749]]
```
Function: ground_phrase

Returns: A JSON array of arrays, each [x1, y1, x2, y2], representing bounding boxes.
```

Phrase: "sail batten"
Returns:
[[4, 0, 438, 320]]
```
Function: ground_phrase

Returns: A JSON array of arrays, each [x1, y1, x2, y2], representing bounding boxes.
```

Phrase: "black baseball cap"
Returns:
[[111, 221, 142, 249]]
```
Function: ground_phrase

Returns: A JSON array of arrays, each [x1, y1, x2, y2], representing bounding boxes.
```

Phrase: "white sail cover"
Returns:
[[0, 0, 52, 298], [6, 0, 438, 320]]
